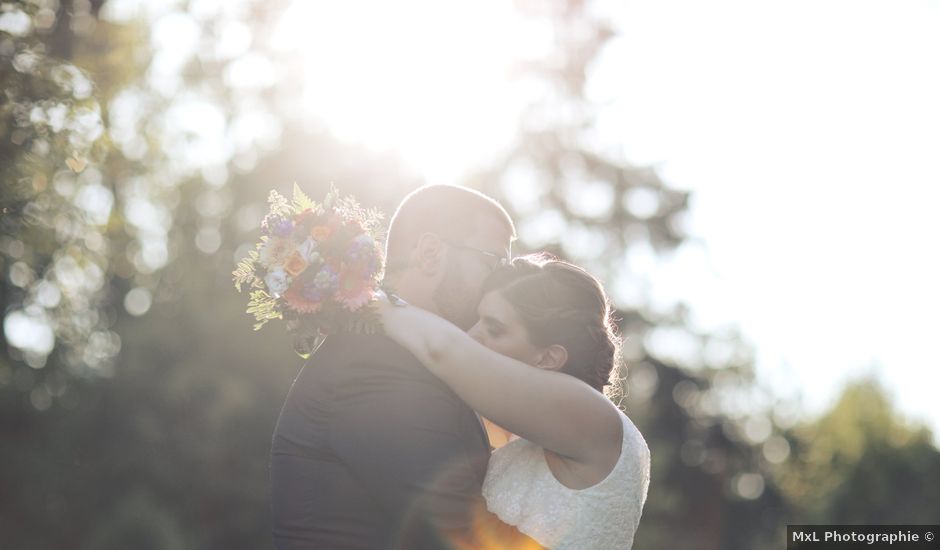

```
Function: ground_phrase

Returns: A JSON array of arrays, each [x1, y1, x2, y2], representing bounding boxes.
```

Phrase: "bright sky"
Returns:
[[595, 0, 940, 437], [274, 0, 547, 177], [279, 0, 940, 436]]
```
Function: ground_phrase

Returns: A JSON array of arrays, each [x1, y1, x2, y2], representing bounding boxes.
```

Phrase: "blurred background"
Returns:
[[2, 0, 939, 549]]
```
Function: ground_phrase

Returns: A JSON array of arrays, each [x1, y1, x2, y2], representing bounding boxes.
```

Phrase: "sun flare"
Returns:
[[274, 0, 551, 183]]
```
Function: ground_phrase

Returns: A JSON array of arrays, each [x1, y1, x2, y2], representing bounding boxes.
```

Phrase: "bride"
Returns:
[[377, 253, 650, 550]]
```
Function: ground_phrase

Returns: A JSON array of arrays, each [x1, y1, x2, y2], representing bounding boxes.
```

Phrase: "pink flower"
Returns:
[[334, 276, 376, 312], [283, 282, 323, 314]]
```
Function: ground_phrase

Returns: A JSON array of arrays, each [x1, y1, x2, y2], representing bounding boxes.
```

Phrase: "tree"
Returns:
[[2, 0, 112, 382], [8, 1, 929, 549], [1, 0, 291, 394], [777, 378, 940, 525], [1, 1, 298, 547]]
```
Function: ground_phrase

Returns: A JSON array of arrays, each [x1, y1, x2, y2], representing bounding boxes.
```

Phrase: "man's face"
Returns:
[[432, 216, 512, 330]]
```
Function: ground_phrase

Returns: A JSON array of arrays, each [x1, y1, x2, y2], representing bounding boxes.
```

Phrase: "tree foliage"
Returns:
[[1, 1, 937, 549], [777, 378, 940, 525]]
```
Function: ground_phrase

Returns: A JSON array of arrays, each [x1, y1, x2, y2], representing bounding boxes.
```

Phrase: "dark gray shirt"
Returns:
[[270, 332, 493, 549]]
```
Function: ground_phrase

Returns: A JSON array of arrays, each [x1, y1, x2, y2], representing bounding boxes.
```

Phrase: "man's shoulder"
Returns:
[[294, 332, 463, 412], [310, 332, 432, 378], [284, 332, 450, 416], [317, 332, 410, 360]]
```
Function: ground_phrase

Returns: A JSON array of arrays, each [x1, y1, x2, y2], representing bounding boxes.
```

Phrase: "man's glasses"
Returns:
[[443, 240, 509, 271]]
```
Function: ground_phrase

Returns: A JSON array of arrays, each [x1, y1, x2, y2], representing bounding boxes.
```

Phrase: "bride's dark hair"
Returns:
[[481, 253, 623, 392]]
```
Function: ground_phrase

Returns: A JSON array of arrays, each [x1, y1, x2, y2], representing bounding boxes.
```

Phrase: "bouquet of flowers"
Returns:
[[232, 184, 386, 357]]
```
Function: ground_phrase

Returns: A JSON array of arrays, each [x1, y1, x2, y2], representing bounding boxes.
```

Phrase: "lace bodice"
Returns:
[[481, 412, 650, 550]]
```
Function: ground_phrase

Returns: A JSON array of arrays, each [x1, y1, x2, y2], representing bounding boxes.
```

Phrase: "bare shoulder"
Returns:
[[617, 410, 651, 464]]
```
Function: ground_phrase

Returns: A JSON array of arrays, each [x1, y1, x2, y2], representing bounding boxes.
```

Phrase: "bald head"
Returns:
[[384, 185, 516, 275], [382, 185, 516, 328]]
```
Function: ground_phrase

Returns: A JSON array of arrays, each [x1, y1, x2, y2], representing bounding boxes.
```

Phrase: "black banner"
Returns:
[[788, 526, 940, 549]]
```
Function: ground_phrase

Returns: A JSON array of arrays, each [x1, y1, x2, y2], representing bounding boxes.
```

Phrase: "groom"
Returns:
[[271, 185, 544, 549]]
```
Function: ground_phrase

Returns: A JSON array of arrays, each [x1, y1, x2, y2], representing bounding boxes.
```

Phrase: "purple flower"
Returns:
[[347, 234, 376, 263], [301, 281, 325, 301], [312, 265, 339, 291], [273, 218, 294, 237], [261, 215, 294, 237]]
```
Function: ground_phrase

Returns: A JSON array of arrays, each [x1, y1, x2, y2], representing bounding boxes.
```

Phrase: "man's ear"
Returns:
[[413, 232, 446, 275], [535, 344, 568, 371]]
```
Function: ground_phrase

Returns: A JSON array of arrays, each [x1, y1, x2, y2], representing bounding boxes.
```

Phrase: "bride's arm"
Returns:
[[378, 296, 621, 462]]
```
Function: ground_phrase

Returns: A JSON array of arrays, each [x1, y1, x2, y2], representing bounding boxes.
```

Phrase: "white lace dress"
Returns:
[[482, 412, 651, 549]]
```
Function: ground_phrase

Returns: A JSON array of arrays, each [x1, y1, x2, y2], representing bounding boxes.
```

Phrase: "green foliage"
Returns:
[[343, 307, 383, 336], [291, 182, 317, 213], [266, 188, 292, 219], [1, 0, 118, 380], [3, 1, 936, 550], [232, 248, 261, 293], [245, 289, 282, 330], [777, 378, 940, 525], [325, 183, 387, 236], [82, 490, 188, 550]]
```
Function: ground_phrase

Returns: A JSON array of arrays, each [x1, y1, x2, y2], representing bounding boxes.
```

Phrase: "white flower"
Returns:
[[297, 237, 321, 264], [264, 268, 291, 296], [258, 238, 291, 269]]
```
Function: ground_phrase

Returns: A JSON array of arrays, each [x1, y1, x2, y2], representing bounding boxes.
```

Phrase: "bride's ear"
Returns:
[[535, 344, 568, 371]]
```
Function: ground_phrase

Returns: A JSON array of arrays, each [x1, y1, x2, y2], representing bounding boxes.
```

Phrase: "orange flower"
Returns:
[[310, 225, 333, 241], [282, 250, 309, 277]]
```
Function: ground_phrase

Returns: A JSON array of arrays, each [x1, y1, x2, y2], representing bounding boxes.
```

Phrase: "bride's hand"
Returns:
[[373, 288, 408, 321], [378, 287, 408, 304], [373, 288, 390, 306]]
